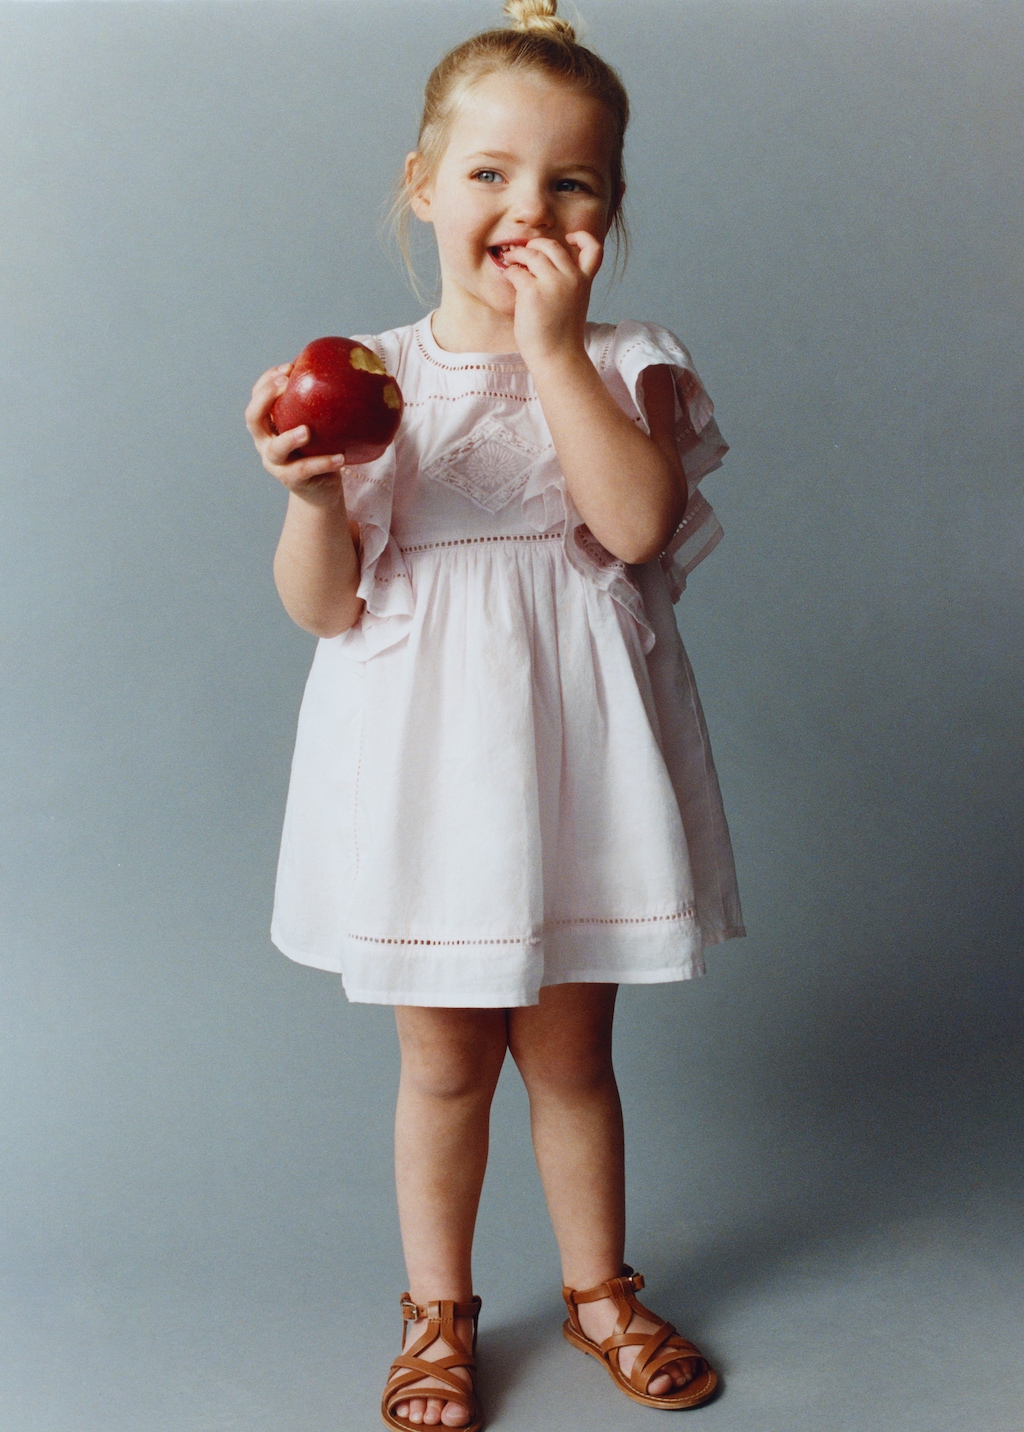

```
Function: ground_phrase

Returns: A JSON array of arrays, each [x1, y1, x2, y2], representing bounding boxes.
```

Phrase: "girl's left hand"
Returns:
[[503, 230, 604, 368]]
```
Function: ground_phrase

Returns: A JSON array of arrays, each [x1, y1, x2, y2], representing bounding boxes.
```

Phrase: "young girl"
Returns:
[[245, 2, 743, 1425]]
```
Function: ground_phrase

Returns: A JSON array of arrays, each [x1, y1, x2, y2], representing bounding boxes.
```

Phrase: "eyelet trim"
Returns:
[[548, 906, 697, 928], [348, 933, 542, 947], [403, 391, 537, 406], [345, 907, 697, 948], [415, 327, 528, 374], [399, 532, 562, 554]]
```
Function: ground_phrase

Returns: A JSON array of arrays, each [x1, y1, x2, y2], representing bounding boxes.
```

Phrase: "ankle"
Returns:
[[562, 1260, 624, 1293]]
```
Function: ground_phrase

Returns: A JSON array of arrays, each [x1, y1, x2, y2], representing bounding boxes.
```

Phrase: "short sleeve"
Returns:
[[329, 332, 414, 661], [597, 321, 729, 602]]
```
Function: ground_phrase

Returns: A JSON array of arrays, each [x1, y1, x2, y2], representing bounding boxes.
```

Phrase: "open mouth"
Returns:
[[488, 243, 529, 271]]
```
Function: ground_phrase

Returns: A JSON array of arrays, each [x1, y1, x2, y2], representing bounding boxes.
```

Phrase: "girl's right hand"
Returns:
[[245, 364, 346, 503]]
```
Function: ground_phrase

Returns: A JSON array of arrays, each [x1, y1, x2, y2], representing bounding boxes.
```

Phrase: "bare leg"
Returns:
[[389, 1006, 507, 1428], [507, 984, 698, 1397]]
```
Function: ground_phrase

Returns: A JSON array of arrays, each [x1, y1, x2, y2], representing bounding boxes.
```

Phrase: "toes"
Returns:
[[675, 1356, 700, 1386], [662, 1357, 699, 1390], [647, 1359, 701, 1397], [395, 1396, 466, 1428]]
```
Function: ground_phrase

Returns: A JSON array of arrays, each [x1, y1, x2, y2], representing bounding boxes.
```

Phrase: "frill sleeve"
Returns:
[[603, 321, 729, 602], [330, 332, 414, 661]]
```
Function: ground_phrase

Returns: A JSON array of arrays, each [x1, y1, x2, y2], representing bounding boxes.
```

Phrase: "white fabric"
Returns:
[[272, 315, 744, 1006]]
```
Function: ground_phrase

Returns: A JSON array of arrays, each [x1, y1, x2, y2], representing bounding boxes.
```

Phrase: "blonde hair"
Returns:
[[391, 0, 630, 294]]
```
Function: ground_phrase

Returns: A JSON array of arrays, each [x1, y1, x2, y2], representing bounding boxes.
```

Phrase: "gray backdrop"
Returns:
[[1, 2, 1021, 1429]]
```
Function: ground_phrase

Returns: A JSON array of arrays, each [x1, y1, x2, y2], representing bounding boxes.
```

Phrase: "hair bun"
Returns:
[[504, 0, 576, 43]]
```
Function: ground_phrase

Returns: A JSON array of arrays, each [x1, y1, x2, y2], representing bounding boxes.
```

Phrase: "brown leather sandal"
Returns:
[[562, 1266, 718, 1410], [381, 1293, 484, 1432]]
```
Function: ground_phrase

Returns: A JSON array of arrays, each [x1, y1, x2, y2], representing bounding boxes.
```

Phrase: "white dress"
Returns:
[[271, 314, 744, 1006]]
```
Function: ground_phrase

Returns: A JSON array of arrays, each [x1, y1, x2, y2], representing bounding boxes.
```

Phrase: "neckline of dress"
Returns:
[[415, 313, 529, 374]]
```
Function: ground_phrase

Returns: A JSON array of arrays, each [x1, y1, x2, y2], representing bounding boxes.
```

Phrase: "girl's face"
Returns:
[[408, 70, 621, 347]]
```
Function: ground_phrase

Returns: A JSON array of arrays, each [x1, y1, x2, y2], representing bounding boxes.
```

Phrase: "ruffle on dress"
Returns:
[[595, 321, 729, 603], [524, 321, 728, 648], [332, 331, 413, 661], [333, 444, 414, 661]]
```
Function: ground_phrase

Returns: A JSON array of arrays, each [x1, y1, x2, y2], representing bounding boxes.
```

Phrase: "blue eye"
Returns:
[[473, 170, 501, 184]]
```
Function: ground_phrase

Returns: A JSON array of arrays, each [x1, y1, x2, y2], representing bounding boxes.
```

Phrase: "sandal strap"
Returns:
[[563, 1266, 645, 1306], [383, 1292, 482, 1421], [627, 1327, 705, 1392], [561, 1266, 709, 1396], [384, 1354, 476, 1405], [400, 1294, 482, 1324], [561, 1265, 645, 1334]]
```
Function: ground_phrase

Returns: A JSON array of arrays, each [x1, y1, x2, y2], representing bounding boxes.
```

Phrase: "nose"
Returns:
[[509, 178, 554, 230]]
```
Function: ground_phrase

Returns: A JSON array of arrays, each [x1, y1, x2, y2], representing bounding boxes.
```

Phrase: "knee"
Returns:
[[509, 1028, 615, 1101], [403, 1057, 499, 1103], [398, 1013, 507, 1103]]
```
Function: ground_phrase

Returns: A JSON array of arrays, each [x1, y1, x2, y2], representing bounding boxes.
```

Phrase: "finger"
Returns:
[[565, 229, 604, 279], [275, 454, 346, 488], [519, 237, 576, 276], [500, 258, 535, 290], [265, 425, 311, 465], [245, 367, 292, 433], [248, 362, 292, 405]]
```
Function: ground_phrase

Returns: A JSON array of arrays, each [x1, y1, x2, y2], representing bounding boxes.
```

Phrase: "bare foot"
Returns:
[[575, 1290, 701, 1397], [387, 1314, 476, 1428]]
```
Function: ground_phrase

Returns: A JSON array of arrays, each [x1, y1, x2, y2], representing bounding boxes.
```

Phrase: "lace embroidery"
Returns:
[[548, 906, 697, 928], [347, 933, 542, 948], [415, 328, 527, 374], [403, 391, 537, 406], [400, 533, 561, 553], [591, 329, 616, 373], [573, 523, 629, 576], [346, 908, 697, 946], [420, 417, 544, 514]]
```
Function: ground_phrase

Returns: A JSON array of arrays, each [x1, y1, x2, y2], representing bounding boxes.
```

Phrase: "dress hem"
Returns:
[[271, 929, 758, 1008], [342, 962, 707, 1008]]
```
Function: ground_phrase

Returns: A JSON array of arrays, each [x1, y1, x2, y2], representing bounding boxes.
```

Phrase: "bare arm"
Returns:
[[245, 365, 364, 637], [530, 354, 686, 563], [506, 233, 687, 564]]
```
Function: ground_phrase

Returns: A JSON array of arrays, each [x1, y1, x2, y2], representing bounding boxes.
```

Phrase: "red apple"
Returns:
[[270, 336, 403, 465]]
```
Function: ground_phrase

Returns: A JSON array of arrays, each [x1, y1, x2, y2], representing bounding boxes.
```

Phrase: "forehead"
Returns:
[[443, 70, 615, 172]]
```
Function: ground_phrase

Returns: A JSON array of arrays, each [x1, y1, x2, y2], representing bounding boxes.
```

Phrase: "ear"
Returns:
[[405, 152, 433, 224]]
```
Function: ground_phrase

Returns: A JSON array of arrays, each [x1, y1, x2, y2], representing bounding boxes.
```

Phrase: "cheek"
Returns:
[[434, 216, 471, 256]]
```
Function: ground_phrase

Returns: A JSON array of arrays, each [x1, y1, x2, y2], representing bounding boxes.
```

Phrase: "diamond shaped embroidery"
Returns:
[[421, 417, 544, 514]]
